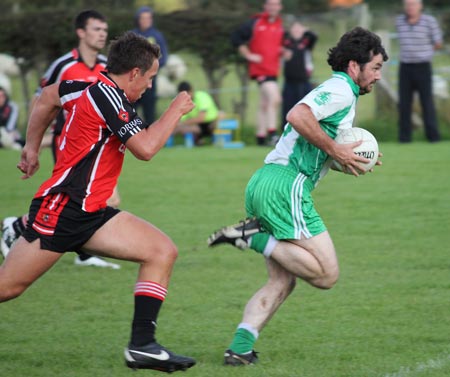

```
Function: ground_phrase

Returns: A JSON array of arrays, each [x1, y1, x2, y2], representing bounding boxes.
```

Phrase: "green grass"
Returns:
[[1, 142, 450, 377]]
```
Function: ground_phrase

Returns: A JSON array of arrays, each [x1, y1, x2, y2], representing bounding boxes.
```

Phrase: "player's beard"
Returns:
[[359, 82, 376, 95]]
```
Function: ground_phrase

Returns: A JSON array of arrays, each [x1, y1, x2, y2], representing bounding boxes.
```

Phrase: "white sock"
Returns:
[[238, 323, 259, 340], [263, 235, 278, 258]]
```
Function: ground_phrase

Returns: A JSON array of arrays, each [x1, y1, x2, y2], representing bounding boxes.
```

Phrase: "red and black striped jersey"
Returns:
[[35, 73, 146, 212], [58, 80, 91, 111], [39, 48, 107, 91], [38, 48, 107, 136]]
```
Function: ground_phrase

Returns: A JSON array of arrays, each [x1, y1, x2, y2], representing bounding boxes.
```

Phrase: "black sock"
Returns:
[[77, 252, 94, 261], [12, 217, 26, 237], [131, 295, 163, 346]]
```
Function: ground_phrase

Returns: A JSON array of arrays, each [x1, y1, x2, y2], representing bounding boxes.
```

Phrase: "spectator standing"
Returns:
[[395, 0, 443, 143], [281, 20, 318, 131], [132, 6, 169, 125], [0, 31, 196, 373], [0, 87, 24, 150], [231, 0, 284, 146], [1, 10, 120, 269], [173, 81, 219, 146]]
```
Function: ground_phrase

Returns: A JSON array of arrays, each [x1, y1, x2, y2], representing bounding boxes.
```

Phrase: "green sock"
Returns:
[[229, 328, 256, 354], [248, 232, 270, 254]]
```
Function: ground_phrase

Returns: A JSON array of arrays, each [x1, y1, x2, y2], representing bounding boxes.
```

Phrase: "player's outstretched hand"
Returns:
[[17, 146, 40, 179]]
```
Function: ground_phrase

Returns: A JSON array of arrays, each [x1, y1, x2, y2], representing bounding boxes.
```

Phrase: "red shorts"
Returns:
[[22, 192, 120, 253]]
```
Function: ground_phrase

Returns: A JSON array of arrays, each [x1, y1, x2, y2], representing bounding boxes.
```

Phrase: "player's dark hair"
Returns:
[[75, 9, 106, 30], [327, 27, 388, 72], [177, 81, 192, 92], [106, 31, 161, 75]]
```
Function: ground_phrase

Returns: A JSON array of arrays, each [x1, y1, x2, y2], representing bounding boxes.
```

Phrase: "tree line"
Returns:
[[0, 1, 448, 123]]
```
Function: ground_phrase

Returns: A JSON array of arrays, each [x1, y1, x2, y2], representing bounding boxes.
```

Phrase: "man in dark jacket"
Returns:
[[281, 20, 317, 132], [132, 6, 169, 125]]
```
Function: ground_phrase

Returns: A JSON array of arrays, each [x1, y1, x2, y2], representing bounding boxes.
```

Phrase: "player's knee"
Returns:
[[312, 269, 339, 290], [271, 96, 281, 107], [144, 239, 178, 266], [164, 242, 178, 264], [0, 282, 26, 302]]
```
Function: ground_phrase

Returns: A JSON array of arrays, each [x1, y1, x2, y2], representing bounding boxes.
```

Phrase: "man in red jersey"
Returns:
[[1, 10, 120, 268], [0, 31, 196, 373], [232, 0, 284, 146]]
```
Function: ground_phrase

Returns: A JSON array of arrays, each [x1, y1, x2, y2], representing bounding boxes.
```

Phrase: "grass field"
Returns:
[[1, 142, 450, 377]]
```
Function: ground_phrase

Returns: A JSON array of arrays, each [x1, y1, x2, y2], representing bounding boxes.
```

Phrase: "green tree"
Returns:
[[0, 8, 134, 108], [159, 9, 242, 108]]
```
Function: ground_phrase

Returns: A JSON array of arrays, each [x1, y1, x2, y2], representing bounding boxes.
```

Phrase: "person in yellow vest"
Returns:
[[173, 81, 219, 145]]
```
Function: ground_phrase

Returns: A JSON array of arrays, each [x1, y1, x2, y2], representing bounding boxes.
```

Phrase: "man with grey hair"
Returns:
[[395, 0, 443, 143]]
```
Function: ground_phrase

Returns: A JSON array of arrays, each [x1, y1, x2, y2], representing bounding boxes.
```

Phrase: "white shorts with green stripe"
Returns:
[[245, 164, 326, 240]]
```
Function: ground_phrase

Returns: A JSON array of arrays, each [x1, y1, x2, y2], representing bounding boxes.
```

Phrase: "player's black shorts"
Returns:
[[252, 75, 278, 85], [22, 192, 120, 253]]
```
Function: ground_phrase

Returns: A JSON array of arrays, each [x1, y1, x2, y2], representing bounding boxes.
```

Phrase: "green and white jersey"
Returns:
[[264, 71, 360, 186]]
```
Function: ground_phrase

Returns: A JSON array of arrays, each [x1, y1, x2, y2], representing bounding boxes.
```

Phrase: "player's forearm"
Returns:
[[128, 102, 186, 160], [287, 104, 336, 156], [25, 104, 60, 152], [25, 84, 62, 151], [300, 123, 336, 157], [151, 104, 185, 141], [28, 95, 38, 118], [126, 92, 194, 160]]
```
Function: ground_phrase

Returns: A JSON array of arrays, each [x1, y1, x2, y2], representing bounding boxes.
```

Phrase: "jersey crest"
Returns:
[[118, 109, 129, 123], [313, 92, 331, 106]]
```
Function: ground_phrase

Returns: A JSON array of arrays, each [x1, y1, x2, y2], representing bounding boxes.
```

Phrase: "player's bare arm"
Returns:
[[18, 84, 62, 179], [238, 45, 262, 63], [125, 91, 194, 160], [287, 103, 369, 176]]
